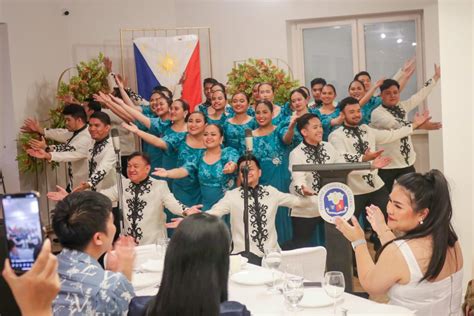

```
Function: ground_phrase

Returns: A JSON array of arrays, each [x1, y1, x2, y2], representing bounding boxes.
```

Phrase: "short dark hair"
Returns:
[[237, 154, 261, 170], [62, 104, 87, 123], [296, 113, 320, 134], [147, 213, 230, 315], [380, 79, 400, 93], [211, 89, 227, 101], [338, 97, 360, 112], [203, 77, 218, 87], [310, 78, 326, 88], [52, 191, 112, 251], [127, 151, 151, 165], [86, 100, 102, 113], [90, 111, 111, 125], [354, 71, 371, 81], [231, 92, 249, 103]]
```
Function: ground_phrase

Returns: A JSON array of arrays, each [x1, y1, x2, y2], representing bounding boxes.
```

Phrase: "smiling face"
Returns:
[[170, 101, 187, 122], [341, 103, 362, 127], [380, 85, 400, 107], [203, 124, 223, 149], [386, 185, 428, 232], [258, 83, 274, 102], [301, 117, 323, 145], [211, 91, 226, 111], [186, 112, 206, 136], [238, 160, 262, 188], [231, 93, 249, 115], [88, 117, 110, 141], [290, 91, 308, 113], [321, 85, 336, 106], [255, 102, 273, 127], [126, 155, 151, 184], [348, 81, 366, 101], [150, 93, 170, 117]]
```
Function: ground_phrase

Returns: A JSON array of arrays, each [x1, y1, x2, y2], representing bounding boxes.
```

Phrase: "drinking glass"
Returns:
[[323, 271, 345, 315], [283, 274, 304, 312], [264, 248, 282, 293], [155, 237, 170, 259]]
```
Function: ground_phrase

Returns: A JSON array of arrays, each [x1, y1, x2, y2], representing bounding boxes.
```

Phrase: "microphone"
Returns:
[[111, 128, 121, 153], [244, 129, 253, 154]]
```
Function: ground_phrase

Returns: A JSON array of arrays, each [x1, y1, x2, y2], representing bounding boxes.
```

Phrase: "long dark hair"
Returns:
[[146, 213, 231, 316], [376, 169, 458, 281]]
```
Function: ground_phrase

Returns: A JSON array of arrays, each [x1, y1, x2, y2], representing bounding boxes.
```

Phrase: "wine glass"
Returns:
[[323, 271, 345, 315], [283, 274, 304, 312], [263, 248, 282, 293]]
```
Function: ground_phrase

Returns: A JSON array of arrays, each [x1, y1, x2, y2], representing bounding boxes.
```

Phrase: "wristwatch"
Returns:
[[351, 239, 367, 250]]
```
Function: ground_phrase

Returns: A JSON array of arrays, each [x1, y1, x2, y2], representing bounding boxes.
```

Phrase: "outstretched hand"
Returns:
[[21, 118, 43, 134], [26, 148, 50, 160], [165, 218, 183, 229], [28, 136, 47, 150], [121, 122, 139, 134], [223, 161, 237, 174], [47, 185, 69, 201], [152, 168, 168, 178], [372, 156, 391, 169], [334, 216, 365, 242], [362, 149, 383, 162], [186, 204, 203, 215]]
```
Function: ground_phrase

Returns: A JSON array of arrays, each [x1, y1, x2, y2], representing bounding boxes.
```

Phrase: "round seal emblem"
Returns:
[[318, 182, 355, 224]]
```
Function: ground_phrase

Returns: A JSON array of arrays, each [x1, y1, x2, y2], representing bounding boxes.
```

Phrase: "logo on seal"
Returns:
[[318, 182, 355, 224]]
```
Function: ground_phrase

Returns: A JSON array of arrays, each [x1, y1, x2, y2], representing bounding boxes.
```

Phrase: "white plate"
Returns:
[[299, 288, 344, 308], [230, 270, 274, 286], [140, 259, 164, 273], [132, 273, 161, 290]]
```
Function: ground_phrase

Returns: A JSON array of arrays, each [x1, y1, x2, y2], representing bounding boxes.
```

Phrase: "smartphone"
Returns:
[[1, 192, 43, 273]]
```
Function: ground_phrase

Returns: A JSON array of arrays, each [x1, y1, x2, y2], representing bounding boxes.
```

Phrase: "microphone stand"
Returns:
[[242, 150, 251, 260], [114, 149, 125, 234]]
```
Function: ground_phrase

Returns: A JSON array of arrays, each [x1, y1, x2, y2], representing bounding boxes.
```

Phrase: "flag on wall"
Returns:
[[133, 35, 202, 110]]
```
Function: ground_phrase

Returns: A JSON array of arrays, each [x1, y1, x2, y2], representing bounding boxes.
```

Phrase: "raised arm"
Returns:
[[359, 79, 384, 107], [121, 122, 168, 150], [94, 92, 134, 123], [152, 167, 189, 179]]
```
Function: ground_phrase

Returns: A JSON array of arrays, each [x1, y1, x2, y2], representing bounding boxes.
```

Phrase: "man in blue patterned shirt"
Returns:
[[51, 191, 135, 315]]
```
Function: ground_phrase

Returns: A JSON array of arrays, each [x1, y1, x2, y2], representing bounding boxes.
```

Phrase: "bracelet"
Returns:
[[351, 239, 367, 250]]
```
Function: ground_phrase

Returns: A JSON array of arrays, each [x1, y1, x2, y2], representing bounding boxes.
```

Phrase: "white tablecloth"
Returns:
[[133, 246, 414, 316]]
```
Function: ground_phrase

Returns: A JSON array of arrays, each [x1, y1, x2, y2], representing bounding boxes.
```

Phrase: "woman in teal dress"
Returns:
[[347, 79, 384, 125], [319, 84, 343, 141], [206, 90, 228, 125], [251, 100, 295, 245], [258, 82, 288, 126], [223, 92, 257, 155], [155, 124, 239, 211], [122, 111, 207, 207]]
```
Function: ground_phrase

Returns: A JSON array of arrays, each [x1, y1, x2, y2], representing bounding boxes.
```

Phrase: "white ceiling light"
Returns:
[[380, 33, 386, 39], [397, 38, 403, 44]]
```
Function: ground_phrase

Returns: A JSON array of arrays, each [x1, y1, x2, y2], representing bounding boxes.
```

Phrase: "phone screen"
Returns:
[[1, 193, 43, 272]]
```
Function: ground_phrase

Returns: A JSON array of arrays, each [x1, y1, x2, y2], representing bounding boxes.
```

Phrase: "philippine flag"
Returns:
[[133, 35, 202, 110]]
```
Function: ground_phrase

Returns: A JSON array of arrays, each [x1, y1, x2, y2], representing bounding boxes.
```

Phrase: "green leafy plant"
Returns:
[[227, 58, 299, 105], [17, 53, 109, 173]]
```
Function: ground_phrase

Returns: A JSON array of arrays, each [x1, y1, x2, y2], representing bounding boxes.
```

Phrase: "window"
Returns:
[[291, 13, 423, 101]]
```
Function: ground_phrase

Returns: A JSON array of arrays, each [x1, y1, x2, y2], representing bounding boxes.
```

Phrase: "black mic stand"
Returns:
[[241, 151, 251, 261], [114, 149, 125, 235]]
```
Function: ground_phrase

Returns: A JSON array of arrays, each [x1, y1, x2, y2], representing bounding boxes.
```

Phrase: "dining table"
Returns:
[[131, 245, 415, 315]]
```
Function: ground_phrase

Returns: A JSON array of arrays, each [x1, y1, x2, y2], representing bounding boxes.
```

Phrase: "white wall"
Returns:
[[0, 0, 176, 192], [438, 0, 473, 283], [0, 23, 20, 194]]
